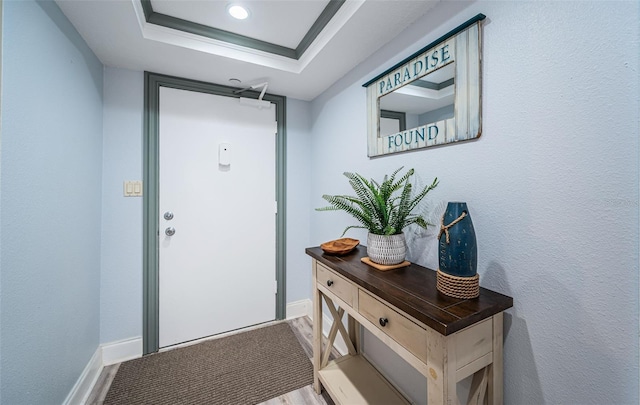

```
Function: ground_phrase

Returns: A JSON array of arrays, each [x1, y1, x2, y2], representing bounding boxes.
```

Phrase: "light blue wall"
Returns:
[[0, 0, 4, 397], [310, 1, 639, 404], [100, 67, 143, 343], [0, 0, 103, 403], [285, 98, 313, 304], [418, 104, 453, 127], [405, 113, 419, 132]]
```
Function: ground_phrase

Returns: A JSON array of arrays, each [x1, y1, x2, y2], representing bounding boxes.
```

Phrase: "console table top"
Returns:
[[306, 245, 513, 335]]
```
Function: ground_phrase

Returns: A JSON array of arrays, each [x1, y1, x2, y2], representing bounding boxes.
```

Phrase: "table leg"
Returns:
[[487, 313, 504, 405], [426, 329, 458, 405], [347, 314, 360, 354], [313, 287, 323, 394]]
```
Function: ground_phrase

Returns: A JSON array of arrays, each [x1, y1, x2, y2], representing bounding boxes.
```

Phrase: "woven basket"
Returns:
[[436, 269, 479, 299], [367, 233, 406, 265]]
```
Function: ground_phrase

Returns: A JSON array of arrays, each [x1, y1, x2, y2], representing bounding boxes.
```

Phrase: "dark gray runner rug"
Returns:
[[104, 322, 313, 405]]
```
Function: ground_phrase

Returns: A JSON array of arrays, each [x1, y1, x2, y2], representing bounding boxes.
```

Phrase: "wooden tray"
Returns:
[[361, 257, 410, 271], [321, 238, 359, 255]]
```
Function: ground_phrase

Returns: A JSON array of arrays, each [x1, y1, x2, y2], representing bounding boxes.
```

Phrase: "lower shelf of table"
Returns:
[[318, 354, 409, 405]]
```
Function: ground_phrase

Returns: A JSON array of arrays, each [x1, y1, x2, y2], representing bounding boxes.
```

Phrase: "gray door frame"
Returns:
[[142, 72, 287, 354]]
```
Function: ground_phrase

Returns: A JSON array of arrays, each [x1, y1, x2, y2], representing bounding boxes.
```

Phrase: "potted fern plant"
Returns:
[[317, 167, 438, 265]]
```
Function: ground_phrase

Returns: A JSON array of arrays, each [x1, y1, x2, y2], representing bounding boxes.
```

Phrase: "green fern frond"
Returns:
[[317, 168, 438, 236], [390, 181, 412, 232], [341, 225, 367, 237], [319, 194, 375, 230], [408, 177, 439, 213]]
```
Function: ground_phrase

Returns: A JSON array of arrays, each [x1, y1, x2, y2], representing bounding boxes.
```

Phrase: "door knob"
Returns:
[[165, 227, 176, 236], [379, 317, 388, 327], [164, 211, 174, 220]]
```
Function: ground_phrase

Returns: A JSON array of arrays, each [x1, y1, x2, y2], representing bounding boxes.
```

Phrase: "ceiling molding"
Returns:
[[139, 0, 344, 60], [295, 0, 344, 59], [131, 0, 364, 73], [413, 77, 455, 90]]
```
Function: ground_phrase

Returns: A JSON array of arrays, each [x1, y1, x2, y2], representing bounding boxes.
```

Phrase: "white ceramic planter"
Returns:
[[367, 232, 407, 265]]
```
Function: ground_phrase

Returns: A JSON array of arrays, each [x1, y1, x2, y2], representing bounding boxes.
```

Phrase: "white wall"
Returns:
[[309, 1, 639, 404]]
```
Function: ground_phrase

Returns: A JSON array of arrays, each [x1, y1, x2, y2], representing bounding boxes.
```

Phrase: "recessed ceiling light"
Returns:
[[227, 4, 249, 20]]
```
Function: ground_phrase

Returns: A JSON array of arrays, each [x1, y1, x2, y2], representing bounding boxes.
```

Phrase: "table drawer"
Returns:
[[316, 263, 355, 307], [358, 290, 427, 363]]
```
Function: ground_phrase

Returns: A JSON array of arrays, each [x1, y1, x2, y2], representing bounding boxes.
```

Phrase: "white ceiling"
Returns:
[[55, 0, 441, 101]]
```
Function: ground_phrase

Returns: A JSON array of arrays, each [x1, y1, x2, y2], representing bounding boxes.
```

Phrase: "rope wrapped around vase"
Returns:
[[436, 270, 479, 299]]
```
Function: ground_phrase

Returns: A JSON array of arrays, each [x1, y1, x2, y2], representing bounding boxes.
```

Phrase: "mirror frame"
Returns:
[[364, 14, 485, 157]]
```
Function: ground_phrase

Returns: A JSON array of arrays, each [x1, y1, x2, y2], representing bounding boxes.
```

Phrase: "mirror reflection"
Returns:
[[379, 62, 455, 138]]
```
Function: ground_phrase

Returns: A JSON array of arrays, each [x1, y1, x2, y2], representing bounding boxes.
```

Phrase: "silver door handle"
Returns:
[[165, 227, 176, 236], [164, 211, 174, 220]]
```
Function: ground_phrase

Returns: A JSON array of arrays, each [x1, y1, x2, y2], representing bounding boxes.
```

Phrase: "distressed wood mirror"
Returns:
[[364, 14, 485, 157]]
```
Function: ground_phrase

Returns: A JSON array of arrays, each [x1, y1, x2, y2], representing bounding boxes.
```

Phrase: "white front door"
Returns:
[[158, 87, 276, 348]]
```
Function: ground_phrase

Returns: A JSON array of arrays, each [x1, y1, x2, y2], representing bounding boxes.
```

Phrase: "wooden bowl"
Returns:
[[321, 238, 359, 255]]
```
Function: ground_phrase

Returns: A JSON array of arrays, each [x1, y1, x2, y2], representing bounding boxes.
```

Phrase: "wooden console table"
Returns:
[[306, 245, 513, 405]]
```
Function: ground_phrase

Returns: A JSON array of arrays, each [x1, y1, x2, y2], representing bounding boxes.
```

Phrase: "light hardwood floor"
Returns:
[[86, 317, 335, 405]]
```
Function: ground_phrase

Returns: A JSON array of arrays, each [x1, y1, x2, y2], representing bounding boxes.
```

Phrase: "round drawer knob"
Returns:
[[379, 317, 388, 327], [327, 280, 334, 287]]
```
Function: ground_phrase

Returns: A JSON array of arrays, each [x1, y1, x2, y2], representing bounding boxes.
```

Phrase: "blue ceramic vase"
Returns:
[[438, 202, 477, 277]]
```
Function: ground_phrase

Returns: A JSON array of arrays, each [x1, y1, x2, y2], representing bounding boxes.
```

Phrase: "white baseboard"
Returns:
[[101, 336, 143, 366], [63, 337, 143, 404], [286, 299, 312, 319], [63, 348, 102, 405]]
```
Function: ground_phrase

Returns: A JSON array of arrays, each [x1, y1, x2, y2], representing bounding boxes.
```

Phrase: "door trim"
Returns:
[[143, 72, 287, 354]]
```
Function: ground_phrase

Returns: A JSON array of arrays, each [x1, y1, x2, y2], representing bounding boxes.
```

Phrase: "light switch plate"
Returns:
[[124, 181, 143, 197]]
